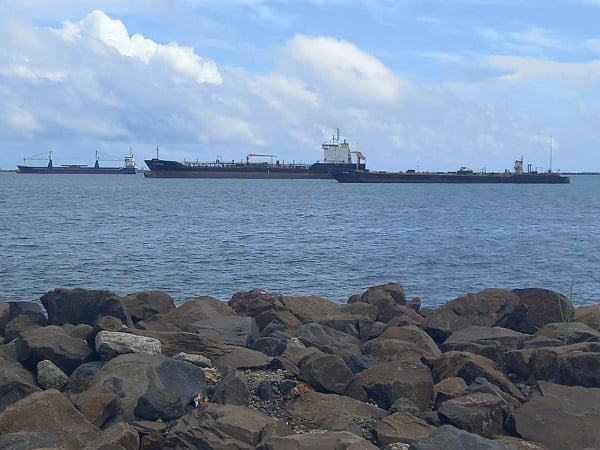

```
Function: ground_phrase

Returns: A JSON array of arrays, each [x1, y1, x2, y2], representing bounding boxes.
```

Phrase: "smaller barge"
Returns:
[[331, 158, 570, 184], [17, 151, 137, 175]]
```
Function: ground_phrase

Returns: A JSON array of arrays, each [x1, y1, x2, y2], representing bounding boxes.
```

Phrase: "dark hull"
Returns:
[[144, 159, 365, 179], [17, 166, 136, 175], [332, 170, 570, 184]]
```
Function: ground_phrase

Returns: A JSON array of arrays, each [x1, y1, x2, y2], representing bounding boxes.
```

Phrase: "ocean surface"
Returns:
[[1, 172, 598, 308]]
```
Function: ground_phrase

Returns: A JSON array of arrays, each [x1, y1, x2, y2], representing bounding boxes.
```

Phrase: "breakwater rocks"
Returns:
[[0, 285, 599, 449]]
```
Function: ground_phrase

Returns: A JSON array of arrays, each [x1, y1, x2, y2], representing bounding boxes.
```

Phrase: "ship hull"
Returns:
[[17, 166, 136, 174], [143, 159, 365, 179], [332, 170, 570, 184]]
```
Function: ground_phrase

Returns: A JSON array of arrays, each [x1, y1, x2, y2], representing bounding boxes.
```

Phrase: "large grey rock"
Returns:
[[122, 290, 175, 323], [95, 330, 161, 360], [228, 289, 286, 317], [164, 403, 291, 448], [281, 294, 340, 324], [40, 288, 133, 327], [259, 430, 379, 449], [346, 360, 434, 412], [187, 315, 259, 347], [0, 431, 64, 450], [15, 325, 93, 375], [158, 296, 235, 331], [375, 411, 435, 446], [507, 288, 572, 334], [85, 353, 207, 421], [0, 389, 99, 449], [295, 323, 361, 357], [437, 392, 506, 438], [299, 353, 354, 394], [409, 425, 512, 449]]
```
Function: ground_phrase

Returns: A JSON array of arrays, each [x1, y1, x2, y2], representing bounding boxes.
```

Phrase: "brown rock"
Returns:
[[158, 296, 235, 331], [122, 290, 175, 323], [375, 411, 435, 445], [0, 389, 99, 448]]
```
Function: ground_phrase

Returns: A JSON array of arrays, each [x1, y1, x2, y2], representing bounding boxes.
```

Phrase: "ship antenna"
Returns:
[[156, 146, 159, 159], [549, 135, 553, 173], [337, 128, 339, 142]]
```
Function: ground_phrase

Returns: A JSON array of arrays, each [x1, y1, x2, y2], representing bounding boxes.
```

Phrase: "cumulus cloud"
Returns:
[[56, 10, 222, 84]]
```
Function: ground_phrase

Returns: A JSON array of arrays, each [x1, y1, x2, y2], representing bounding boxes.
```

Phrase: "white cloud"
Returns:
[[57, 10, 222, 84], [510, 27, 567, 50], [485, 55, 600, 82]]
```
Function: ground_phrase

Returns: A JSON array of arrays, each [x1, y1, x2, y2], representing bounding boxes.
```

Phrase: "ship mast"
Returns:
[[549, 136, 553, 173]]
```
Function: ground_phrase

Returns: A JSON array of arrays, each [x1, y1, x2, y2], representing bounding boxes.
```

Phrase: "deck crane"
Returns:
[[246, 153, 277, 164]]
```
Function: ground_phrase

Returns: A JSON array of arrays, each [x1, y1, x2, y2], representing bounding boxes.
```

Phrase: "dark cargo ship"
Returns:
[[144, 131, 366, 178], [17, 151, 137, 175], [332, 158, 570, 184]]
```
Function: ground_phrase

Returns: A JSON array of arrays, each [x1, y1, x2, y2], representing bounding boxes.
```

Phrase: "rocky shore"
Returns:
[[0, 284, 599, 449]]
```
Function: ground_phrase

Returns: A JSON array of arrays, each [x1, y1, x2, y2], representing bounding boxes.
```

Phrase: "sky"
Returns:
[[2, 0, 600, 172]]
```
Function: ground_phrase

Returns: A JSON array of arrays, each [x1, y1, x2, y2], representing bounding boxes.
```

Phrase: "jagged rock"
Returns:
[[423, 288, 521, 344], [95, 330, 161, 360], [295, 323, 361, 357], [0, 431, 64, 450], [349, 282, 409, 324], [88, 421, 140, 450], [211, 366, 250, 405], [40, 288, 133, 327], [437, 392, 506, 438], [409, 424, 512, 449], [254, 309, 304, 336], [122, 290, 175, 323], [434, 377, 468, 408], [0, 389, 99, 449], [134, 389, 186, 421], [535, 321, 600, 344], [362, 338, 429, 363], [187, 315, 259, 347], [506, 288, 572, 334], [164, 403, 292, 448], [252, 336, 287, 356], [172, 352, 212, 367], [36, 359, 68, 391], [281, 294, 340, 324], [441, 326, 529, 364], [515, 382, 600, 450], [70, 384, 120, 429], [15, 325, 93, 375], [4, 316, 45, 342], [299, 353, 354, 394], [8, 301, 47, 326], [64, 361, 104, 394], [344, 354, 379, 375], [504, 342, 600, 386], [258, 430, 379, 449], [284, 391, 386, 429], [379, 325, 441, 359], [432, 351, 526, 401], [574, 304, 600, 331], [128, 329, 234, 359], [83, 353, 207, 421], [158, 296, 235, 331], [375, 411, 435, 446], [346, 360, 434, 412], [0, 354, 40, 413], [214, 346, 273, 370], [95, 315, 125, 332], [228, 289, 287, 317]]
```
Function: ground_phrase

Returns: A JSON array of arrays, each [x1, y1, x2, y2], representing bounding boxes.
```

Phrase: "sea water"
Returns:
[[1, 172, 598, 307]]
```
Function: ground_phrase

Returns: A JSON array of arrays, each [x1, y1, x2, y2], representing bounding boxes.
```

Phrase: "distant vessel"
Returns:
[[17, 151, 137, 174], [144, 130, 366, 178], [332, 158, 570, 184]]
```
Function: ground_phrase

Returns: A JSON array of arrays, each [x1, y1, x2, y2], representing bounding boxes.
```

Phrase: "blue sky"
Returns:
[[2, 0, 600, 172]]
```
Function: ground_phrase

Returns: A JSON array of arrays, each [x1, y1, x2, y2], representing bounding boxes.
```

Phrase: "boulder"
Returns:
[[259, 430, 379, 449], [378, 325, 441, 360], [0, 354, 40, 413], [214, 346, 273, 370], [0, 431, 64, 449], [434, 377, 468, 408], [506, 288, 572, 334], [228, 289, 287, 317], [437, 392, 506, 438], [88, 421, 140, 450], [15, 325, 93, 375], [349, 283, 409, 324], [254, 309, 304, 336], [0, 301, 10, 337], [295, 323, 362, 357], [84, 353, 207, 421], [128, 328, 234, 359], [423, 289, 521, 344], [574, 304, 600, 331], [284, 391, 386, 429], [122, 290, 175, 323], [163, 403, 292, 448], [0, 389, 100, 449], [64, 361, 103, 394], [7, 301, 47, 326], [95, 330, 161, 361], [375, 411, 435, 446], [211, 366, 250, 406], [299, 353, 354, 394], [346, 360, 434, 412], [432, 351, 526, 401], [281, 294, 340, 324], [187, 315, 259, 347], [409, 424, 512, 450], [158, 296, 235, 331], [70, 384, 120, 429], [535, 321, 600, 344], [40, 288, 133, 327], [134, 389, 186, 421], [36, 359, 69, 391], [515, 382, 600, 450], [362, 338, 428, 363], [441, 326, 529, 364]]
